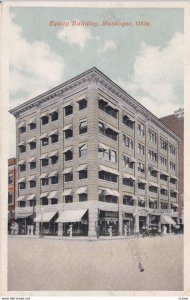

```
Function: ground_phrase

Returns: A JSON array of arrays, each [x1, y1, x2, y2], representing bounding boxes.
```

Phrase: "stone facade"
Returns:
[[10, 67, 180, 236]]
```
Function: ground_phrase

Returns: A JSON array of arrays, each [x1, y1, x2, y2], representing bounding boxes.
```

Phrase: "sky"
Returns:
[[9, 7, 184, 158]]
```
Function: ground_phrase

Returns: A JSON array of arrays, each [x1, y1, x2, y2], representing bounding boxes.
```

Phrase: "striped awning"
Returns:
[[138, 196, 145, 202], [40, 112, 48, 118], [98, 142, 109, 151], [160, 215, 176, 225], [40, 192, 48, 198], [27, 117, 36, 124], [49, 108, 58, 114], [49, 171, 58, 177], [160, 171, 169, 176], [123, 113, 135, 122], [17, 196, 25, 201], [39, 173, 48, 179], [18, 141, 25, 146]]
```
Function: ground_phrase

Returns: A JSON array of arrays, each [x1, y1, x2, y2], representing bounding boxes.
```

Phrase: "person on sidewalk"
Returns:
[[96, 224, 100, 239]]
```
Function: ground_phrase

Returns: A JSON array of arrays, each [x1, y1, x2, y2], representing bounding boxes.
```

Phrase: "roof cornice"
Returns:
[[9, 67, 180, 141]]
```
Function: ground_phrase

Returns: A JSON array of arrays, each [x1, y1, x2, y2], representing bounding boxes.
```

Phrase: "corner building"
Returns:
[[10, 68, 180, 237]]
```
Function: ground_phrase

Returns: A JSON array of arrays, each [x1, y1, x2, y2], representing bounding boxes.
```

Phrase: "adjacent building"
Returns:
[[8, 158, 16, 229], [9, 67, 180, 237]]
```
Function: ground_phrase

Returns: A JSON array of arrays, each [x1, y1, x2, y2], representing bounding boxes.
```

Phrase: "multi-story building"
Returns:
[[8, 158, 16, 229], [160, 108, 184, 226], [9, 67, 180, 237]]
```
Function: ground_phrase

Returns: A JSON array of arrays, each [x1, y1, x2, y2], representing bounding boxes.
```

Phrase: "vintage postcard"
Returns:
[[0, 0, 190, 298]]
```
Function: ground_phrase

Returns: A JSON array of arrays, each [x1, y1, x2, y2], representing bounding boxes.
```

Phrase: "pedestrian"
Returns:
[[96, 224, 100, 239], [69, 225, 73, 237], [124, 224, 128, 237], [108, 225, 112, 237]]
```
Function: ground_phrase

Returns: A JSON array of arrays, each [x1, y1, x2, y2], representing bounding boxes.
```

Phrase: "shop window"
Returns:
[[20, 164, 26, 172], [65, 195, 73, 203], [51, 156, 58, 165], [79, 193, 88, 202], [19, 182, 26, 190], [51, 111, 58, 122], [79, 120, 87, 134], [65, 129, 73, 139], [51, 176, 58, 184], [65, 105, 73, 116], [41, 116, 49, 125], [79, 98, 87, 110], [41, 138, 48, 146], [79, 144, 87, 158], [123, 178, 134, 187], [99, 171, 117, 183], [8, 174, 13, 184], [30, 162, 36, 169], [8, 192, 13, 204], [51, 198, 58, 205], [41, 197, 48, 205], [79, 170, 87, 180], [29, 142, 36, 150], [123, 195, 134, 206], [65, 150, 73, 161], [30, 180, 36, 188], [41, 178, 49, 186], [51, 134, 58, 144], [98, 99, 117, 119], [42, 159, 49, 167], [64, 173, 73, 182]]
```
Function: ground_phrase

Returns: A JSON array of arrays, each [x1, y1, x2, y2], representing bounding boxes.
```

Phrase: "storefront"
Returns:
[[34, 211, 58, 235], [98, 210, 119, 236], [16, 213, 36, 234], [123, 213, 134, 235], [139, 216, 146, 233]]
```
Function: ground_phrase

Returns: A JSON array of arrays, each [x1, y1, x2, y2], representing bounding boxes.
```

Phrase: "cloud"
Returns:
[[57, 22, 92, 48], [9, 13, 65, 105], [116, 33, 184, 118], [98, 40, 117, 54]]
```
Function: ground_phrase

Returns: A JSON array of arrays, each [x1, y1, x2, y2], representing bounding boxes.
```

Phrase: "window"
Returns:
[[138, 162, 145, 173], [51, 134, 58, 144], [149, 167, 158, 177], [123, 135, 133, 149], [51, 156, 58, 165], [30, 180, 36, 188], [51, 176, 58, 184], [138, 123, 145, 136], [79, 120, 87, 134], [138, 143, 145, 155], [41, 116, 49, 125], [138, 201, 145, 208], [161, 189, 168, 196], [149, 130, 157, 144], [161, 202, 168, 209], [51, 198, 58, 205], [79, 144, 87, 158], [160, 156, 167, 166], [79, 170, 87, 180], [8, 192, 13, 204], [170, 161, 176, 170], [123, 115, 134, 129], [51, 111, 58, 122], [123, 195, 134, 206], [99, 147, 117, 163], [138, 183, 146, 190], [123, 156, 134, 169], [30, 162, 36, 169], [29, 142, 36, 150], [20, 164, 26, 172], [170, 177, 177, 184], [99, 192, 117, 203], [29, 200, 36, 207], [64, 173, 73, 182], [41, 197, 48, 205], [79, 98, 87, 110], [160, 174, 168, 181], [79, 193, 88, 202], [123, 178, 134, 187], [149, 150, 157, 162], [98, 122, 118, 141], [149, 200, 157, 209], [8, 174, 13, 184], [149, 186, 158, 193], [99, 171, 117, 183], [65, 150, 73, 161], [160, 138, 168, 150], [41, 138, 48, 146], [98, 99, 117, 119], [19, 182, 26, 189], [65, 105, 73, 116], [170, 144, 176, 155], [20, 126, 26, 134], [19, 201, 26, 207], [42, 159, 49, 167], [19, 145, 26, 153], [29, 123, 36, 130], [65, 195, 73, 203], [65, 129, 73, 139], [41, 178, 49, 186], [170, 191, 177, 198]]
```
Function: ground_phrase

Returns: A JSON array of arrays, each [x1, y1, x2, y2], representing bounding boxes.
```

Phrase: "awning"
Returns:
[[128, 156, 137, 163], [28, 156, 36, 163], [49, 108, 58, 114], [49, 129, 58, 136], [49, 171, 58, 177], [17, 196, 25, 201], [48, 191, 58, 199], [63, 101, 72, 108], [18, 121, 25, 128], [17, 213, 34, 219], [99, 165, 120, 176], [170, 189, 178, 193], [149, 165, 158, 172], [40, 192, 48, 198], [18, 178, 25, 183], [63, 167, 73, 174], [39, 153, 48, 160], [138, 196, 145, 202], [27, 175, 36, 181], [40, 112, 48, 118], [172, 203, 179, 207], [149, 181, 159, 188], [40, 133, 48, 139], [27, 137, 36, 143], [149, 198, 156, 203], [27, 117, 36, 125], [34, 211, 57, 223], [18, 159, 25, 165], [106, 123, 119, 133], [63, 146, 72, 153], [18, 141, 25, 146], [76, 164, 87, 172], [80, 120, 87, 129], [27, 194, 36, 201], [161, 185, 168, 190], [39, 173, 48, 179], [160, 215, 176, 225], [76, 186, 87, 194], [63, 124, 72, 131], [48, 150, 58, 158], [63, 189, 72, 196], [138, 178, 147, 184], [123, 173, 136, 180], [99, 188, 120, 197], [98, 142, 109, 151], [123, 113, 135, 122], [56, 209, 87, 223], [160, 171, 169, 176], [170, 175, 178, 180]]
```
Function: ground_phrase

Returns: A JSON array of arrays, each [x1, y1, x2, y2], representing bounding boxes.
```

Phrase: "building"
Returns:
[[8, 158, 16, 230], [160, 108, 184, 225], [9, 67, 180, 237]]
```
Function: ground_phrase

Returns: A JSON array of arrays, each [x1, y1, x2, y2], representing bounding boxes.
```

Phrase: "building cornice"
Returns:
[[9, 67, 181, 141]]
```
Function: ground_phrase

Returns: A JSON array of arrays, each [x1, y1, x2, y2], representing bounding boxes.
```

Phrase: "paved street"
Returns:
[[8, 234, 183, 291]]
